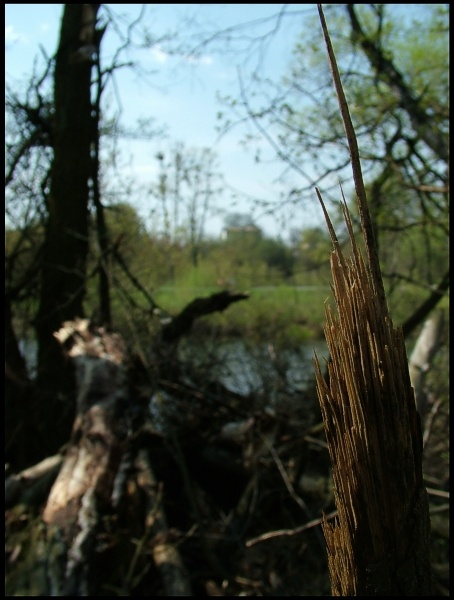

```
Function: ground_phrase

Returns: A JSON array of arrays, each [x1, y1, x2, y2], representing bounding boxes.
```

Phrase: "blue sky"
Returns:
[[6, 4, 433, 239], [6, 3, 328, 239]]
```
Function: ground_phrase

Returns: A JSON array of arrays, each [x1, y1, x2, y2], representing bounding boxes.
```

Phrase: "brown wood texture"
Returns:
[[41, 319, 192, 595], [314, 5, 432, 595]]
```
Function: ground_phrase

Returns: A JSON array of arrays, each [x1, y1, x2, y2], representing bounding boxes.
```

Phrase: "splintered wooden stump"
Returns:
[[314, 200, 432, 596], [315, 6, 432, 594]]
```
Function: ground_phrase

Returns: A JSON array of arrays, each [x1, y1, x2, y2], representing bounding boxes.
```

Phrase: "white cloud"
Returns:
[[148, 44, 214, 68], [5, 25, 27, 46], [149, 45, 169, 64], [185, 54, 214, 67]]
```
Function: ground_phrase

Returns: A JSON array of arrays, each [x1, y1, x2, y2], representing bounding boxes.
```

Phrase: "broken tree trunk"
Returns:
[[40, 319, 192, 596], [314, 201, 431, 595], [313, 5, 432, 596]]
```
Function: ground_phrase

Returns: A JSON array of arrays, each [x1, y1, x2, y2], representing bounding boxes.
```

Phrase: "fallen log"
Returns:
[[40, 318, 192, 596], [6, 289, 335, 596]]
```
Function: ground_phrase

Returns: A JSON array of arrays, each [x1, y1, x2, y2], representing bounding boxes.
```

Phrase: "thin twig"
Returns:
[[260, 434, 327, 551], [422, 397, 444, 447], [261, 434, 308, 514], [246, 510, 338, 547], [425, 487, 449, 500]]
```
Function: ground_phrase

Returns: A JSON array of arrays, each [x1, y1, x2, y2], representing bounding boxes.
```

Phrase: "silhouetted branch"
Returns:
[[161, 290, 249, 343], [402, 270, 449, 337]]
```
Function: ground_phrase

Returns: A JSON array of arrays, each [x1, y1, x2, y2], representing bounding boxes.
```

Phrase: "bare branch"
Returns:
[[246, 510, 338, 547], [346, 4, 449, 162], [161, 290, 249, 344]]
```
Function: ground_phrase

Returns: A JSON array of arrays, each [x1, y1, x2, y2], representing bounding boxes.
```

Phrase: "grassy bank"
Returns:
[[103, 274, 449, 352], [153, 284, 331, 345], [151, 282, 449, 344]]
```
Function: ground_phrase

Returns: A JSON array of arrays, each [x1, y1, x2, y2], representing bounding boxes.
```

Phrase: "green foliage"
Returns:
[[216, 4, 449, 333], [255, 237, 296, 278], [6, 5, 449, 351], [103, 203, 148, 252], [293, 226, 332, 275], [8, 188, 447, 345], [80, 198, 332, 340], [392, 5, 449, 113], [178, 284, 328, 345]]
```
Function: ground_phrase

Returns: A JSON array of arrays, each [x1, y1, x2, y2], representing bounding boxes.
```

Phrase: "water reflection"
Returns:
[[179, 338, 329, 397]]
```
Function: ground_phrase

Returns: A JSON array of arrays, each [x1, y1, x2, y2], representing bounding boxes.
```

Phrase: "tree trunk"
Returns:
[[408, 310, 445, 414], [34, 4, 100, 458], [5, 295, 38, 470], [91, 33, 112, 327]]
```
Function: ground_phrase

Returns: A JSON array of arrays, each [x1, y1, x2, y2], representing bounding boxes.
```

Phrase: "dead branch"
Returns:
[[161, 290, 249, 343], [246, 510, 338, 547], [135, 449, 192, 596], [317, 4, 388, 318], [5, 455, 63, 508]]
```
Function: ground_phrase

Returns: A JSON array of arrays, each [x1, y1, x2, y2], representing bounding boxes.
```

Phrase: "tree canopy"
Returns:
[[216, 3, 449, 331]]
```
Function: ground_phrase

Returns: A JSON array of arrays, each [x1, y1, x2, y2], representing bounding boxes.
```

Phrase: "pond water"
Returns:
[[178, 337, 329, 397], [19, 335, 329, 399], [19, 338, 38, 379]]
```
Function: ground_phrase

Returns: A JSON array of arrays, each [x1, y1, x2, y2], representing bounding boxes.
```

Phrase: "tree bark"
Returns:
[[5, 295, 38, 470], [408, 310, 445, 414], [34, 4, 100, 458], [40, 319, 192, 596], [315, 197, 432, 596], [91, 30, 112, 327]]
